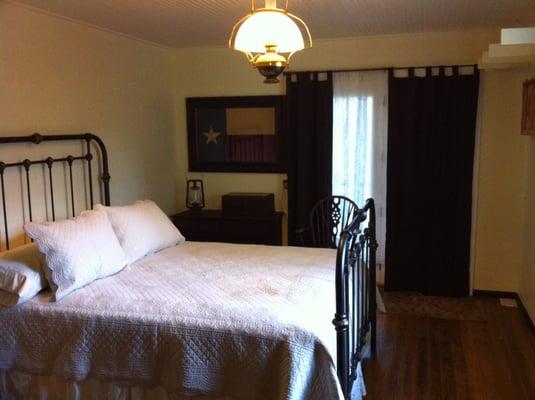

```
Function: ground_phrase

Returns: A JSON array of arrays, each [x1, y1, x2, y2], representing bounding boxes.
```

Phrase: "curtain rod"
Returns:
[[283, 63, 477, 75]]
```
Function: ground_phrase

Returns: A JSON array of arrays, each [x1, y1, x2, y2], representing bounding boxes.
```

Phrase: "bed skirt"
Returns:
[[0, 369, 233, 400], [0, 368, 367, 400], [1, 368, 366, 400]]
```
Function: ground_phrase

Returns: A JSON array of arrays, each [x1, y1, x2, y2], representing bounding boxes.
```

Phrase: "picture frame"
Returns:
[[522, 78, 535, 136], [186, 96, 286, 173]]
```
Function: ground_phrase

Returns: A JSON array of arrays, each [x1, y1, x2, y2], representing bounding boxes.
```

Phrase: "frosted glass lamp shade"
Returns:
[[229, 2, 312, 83], [233, 10, 305, 54]]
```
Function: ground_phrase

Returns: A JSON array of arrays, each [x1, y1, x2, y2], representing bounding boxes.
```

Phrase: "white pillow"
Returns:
[[24, 209, 128, 301], [95, 200, 185, 263], [0, 243, 48, 307]]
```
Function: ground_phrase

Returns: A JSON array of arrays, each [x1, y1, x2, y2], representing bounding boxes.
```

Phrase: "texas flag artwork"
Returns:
[[196, 107, 276, 163]]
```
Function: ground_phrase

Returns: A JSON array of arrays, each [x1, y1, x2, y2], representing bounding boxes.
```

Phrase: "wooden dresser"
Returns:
[[171, 209, 284, 245]]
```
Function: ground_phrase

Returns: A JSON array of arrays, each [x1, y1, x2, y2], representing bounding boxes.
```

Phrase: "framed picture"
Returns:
[[522, 78, 535, 135], [186, 96, 286, 173]]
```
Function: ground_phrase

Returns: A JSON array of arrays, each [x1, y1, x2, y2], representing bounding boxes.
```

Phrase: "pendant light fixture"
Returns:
[[229, 0, 312, 83]]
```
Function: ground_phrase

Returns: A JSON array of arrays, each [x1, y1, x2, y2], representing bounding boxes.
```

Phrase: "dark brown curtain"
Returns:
[[385, 66, 479, 296], [286, 72, 333, 245]]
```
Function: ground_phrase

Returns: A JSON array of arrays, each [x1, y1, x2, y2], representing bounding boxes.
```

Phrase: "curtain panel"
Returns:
[[286, 72, 333, 245], [385, 66, 480, 296], [332, 70, 388, 264]]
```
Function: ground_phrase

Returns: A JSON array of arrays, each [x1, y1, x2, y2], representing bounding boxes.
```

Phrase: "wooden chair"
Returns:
[[296, 195, 359, 248]]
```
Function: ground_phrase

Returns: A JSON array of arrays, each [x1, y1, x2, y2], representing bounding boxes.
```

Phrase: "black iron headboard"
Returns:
[[0, 133, 111, 250]]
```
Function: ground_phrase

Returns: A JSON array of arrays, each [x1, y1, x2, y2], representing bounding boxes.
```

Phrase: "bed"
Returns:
[[0, 133, 377, 400]]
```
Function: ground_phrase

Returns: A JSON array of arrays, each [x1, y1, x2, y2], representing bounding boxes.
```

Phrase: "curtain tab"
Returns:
[[318, 72, 330, 82]]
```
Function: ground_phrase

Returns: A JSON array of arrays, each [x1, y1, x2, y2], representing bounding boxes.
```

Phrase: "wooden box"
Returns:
[[222, 192, 275, 218]]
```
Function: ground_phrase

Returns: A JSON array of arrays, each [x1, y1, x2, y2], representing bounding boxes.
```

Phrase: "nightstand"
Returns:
[[171, 209, 283, 245]]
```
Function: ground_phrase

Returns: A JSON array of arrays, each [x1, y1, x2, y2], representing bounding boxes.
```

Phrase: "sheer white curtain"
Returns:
[[332, 70, 388, 264]]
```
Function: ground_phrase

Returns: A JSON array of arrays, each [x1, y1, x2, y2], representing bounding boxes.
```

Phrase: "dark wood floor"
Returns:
[[363, 297, 535, 400]]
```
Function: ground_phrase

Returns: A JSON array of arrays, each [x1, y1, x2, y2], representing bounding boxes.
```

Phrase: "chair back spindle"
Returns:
[[300, 195, 358, 248]]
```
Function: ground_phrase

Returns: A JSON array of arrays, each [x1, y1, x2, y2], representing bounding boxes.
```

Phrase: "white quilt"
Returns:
[[0, 242, 351, 400]]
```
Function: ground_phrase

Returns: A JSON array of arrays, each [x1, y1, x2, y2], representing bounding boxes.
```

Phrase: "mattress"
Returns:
[[0, 241, 350, 400]]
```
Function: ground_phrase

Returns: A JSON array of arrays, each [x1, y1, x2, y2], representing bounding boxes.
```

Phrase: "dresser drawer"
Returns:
[[222, 219, 281, 245], [171, 210, 283, 245], [171, 214, 221, 242]]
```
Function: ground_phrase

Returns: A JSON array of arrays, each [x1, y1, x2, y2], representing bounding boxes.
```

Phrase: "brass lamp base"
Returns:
[[254, 46, 287, 84], [257, 64, 286, 83]]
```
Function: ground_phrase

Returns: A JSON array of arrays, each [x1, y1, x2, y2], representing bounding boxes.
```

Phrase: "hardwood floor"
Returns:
[[363, 297, 535, 399]]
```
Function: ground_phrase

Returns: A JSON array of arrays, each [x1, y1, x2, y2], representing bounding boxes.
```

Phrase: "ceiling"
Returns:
[[12, 0, 535, 48]]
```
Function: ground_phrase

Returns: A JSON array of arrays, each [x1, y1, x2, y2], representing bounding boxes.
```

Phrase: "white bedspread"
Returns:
[[0, 242, 352, 400]]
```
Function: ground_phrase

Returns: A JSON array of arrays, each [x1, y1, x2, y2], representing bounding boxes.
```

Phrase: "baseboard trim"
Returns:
[[472, 290, 518, 299], [517, 296, 535, 335]]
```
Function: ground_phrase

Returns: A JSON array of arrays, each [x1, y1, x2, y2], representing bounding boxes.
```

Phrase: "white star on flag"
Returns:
[[202, 126, 221, 144]]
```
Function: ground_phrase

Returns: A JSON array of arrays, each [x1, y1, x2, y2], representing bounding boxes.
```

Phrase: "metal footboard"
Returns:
[[333, 198, 377, 398]]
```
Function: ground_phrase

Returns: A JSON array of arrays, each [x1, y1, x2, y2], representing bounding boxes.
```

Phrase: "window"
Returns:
[[332, 71, 388, 264], [333, 95, 374, 206]]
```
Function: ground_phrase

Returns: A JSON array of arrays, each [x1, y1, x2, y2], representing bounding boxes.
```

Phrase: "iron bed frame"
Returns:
[[333, 198, 378, 398], [0, 133, 111, 251], [0, 133, 377, 400]]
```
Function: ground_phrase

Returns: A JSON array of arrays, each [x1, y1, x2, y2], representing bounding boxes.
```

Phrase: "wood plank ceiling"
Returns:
[[10, 0, 535, 48]]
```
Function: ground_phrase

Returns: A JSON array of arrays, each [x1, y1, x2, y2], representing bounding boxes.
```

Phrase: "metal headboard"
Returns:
[[0, 133, 111, 250]]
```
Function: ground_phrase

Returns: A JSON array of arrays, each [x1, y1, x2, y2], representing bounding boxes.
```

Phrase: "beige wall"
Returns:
[[0, 2, 177, 241], [473, 69, 528, 292]]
